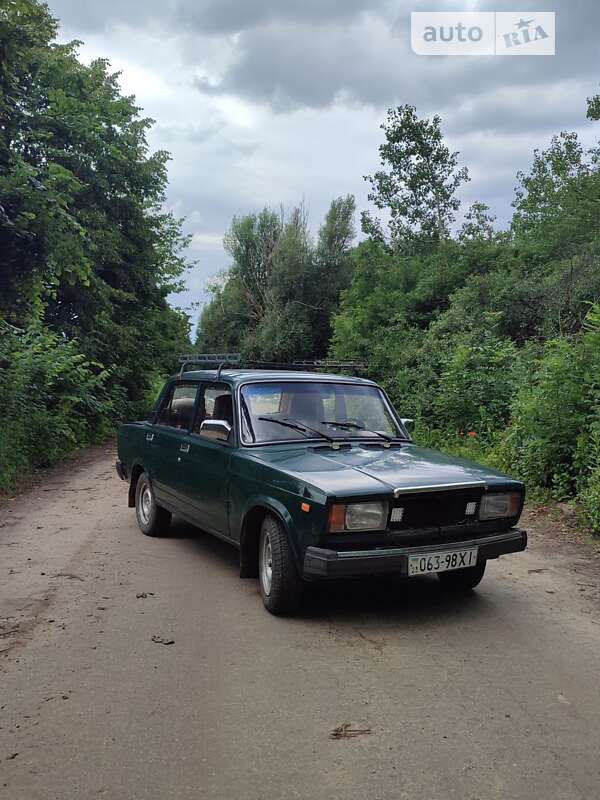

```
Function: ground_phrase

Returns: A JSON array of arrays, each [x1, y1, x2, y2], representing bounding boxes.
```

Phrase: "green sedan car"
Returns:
[[116, 360, 526, 614]]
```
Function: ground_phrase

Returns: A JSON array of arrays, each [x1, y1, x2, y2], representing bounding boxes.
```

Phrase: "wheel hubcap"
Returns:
[[260, 533, 273, 596], [139, 484, 152, 525]]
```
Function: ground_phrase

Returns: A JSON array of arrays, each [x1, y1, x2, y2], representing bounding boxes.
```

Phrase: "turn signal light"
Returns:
[[328, 504, 346, 532]]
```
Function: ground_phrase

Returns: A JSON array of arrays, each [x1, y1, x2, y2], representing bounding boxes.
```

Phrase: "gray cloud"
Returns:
[[51, 0, 600, 115], [49, 0, 172, 32], [192, 2, 600, 115], [194, 17, 404, 111], [178, 0, 384, 34], [49, 0, 385, 34], [48, 0, 600, 324]]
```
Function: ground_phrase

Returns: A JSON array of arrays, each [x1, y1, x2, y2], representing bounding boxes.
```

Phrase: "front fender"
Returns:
[[241, 493, 299, 554]]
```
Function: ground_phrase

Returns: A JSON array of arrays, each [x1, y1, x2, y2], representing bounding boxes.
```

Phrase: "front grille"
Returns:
[[389, 489, 482, 530]]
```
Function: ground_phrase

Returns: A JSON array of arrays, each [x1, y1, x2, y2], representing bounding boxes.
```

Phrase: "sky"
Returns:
[[49, 0, 600, 331]]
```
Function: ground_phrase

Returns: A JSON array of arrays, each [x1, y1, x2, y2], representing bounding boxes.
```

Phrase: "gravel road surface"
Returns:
[[1, 443, 600, 800]]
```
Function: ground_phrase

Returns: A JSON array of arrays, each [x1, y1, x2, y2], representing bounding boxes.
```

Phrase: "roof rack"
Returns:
[[178, 353, 241, 378], [178, 353, 366, 380]]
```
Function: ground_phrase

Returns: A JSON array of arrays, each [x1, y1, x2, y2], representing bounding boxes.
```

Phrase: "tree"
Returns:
[[302, 195, 357, 353], [197, 197, 356, 360], [0, 0, 192, 489], [587, 90, 600, 121], [458, 202, 496, 242], [0, 0, 191, 407], [222, 208, 282, 322], [512, 131, 586, 243], [362, 105, 469, 253], [195, 271, 253, 353]]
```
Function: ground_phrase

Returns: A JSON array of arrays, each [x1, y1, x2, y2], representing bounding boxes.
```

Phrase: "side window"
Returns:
[[155, 383, 199, 430], [193, 384, 234, 437]]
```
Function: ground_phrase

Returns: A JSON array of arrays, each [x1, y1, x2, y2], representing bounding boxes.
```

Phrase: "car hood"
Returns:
[[248, 443, 521, 499]]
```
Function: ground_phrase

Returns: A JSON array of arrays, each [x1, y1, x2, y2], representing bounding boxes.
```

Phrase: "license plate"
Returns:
[[407, 547, 478, 576]]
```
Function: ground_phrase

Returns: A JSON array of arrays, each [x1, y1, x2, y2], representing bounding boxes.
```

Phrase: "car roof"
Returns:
[[176, 369, 377, 387]]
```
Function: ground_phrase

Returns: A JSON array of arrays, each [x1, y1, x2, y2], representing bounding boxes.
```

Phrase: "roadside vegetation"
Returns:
[[0, 1, 191, 490], [2, 2, 599, 535], [198, 103, 600, 534]]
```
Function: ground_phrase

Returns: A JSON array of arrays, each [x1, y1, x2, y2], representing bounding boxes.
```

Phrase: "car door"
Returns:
[[146, 381, 201, 513], [177, 382, 234, 538]]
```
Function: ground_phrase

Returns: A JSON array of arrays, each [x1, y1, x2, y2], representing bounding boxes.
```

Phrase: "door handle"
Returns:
[[180, 443, 190, 453], [146, 433, 154, 442]]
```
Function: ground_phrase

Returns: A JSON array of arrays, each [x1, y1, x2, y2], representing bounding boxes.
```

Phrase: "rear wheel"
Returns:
[[259, 515, 303, 615], [437, 561, 486, 591], [135, 472, 171, 537]]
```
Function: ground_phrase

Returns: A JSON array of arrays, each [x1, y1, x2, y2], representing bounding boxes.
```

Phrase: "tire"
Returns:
[[437, 561, 486, 591], [135, 472, 171, 537], [259, 515, 303, 615]]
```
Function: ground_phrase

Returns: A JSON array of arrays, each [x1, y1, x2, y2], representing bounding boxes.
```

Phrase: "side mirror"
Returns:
[[401, 418, 415, 434], [199, 419, 232, 442]]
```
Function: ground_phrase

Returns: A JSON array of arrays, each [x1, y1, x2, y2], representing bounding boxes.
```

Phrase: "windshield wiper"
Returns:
[[321, 420, 397, 445], [258, 416, 337, 444]]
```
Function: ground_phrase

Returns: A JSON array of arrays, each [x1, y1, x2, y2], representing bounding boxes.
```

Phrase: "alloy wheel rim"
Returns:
[[260, 533, 273, 596]]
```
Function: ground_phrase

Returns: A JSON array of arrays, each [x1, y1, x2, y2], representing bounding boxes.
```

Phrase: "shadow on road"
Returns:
[[302, 575, 489, 626], [168, 517, 492, 626], [169, 515, 240, 563]]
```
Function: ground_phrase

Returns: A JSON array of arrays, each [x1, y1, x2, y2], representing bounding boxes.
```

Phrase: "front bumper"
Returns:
[[302, 528, 527, 579]]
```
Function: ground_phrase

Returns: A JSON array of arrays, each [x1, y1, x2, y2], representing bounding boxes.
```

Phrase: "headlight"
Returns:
[[328, 501, 388, 532], [479, 492, 521, 520]]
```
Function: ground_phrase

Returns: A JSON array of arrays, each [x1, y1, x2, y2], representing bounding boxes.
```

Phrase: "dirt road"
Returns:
[[1, 444, 600, 800]]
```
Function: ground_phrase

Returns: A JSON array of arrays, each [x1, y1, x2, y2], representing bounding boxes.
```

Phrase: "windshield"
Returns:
[[240, 381, 406, 444]]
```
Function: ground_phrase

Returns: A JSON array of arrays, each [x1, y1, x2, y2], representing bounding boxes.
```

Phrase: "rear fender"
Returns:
[[128, 462, 145, 508]]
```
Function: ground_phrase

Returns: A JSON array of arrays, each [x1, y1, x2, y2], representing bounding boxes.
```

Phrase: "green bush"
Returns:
[[496, 339, 588, 497], [433, 332, 518, 437], [0, 327, 120, 491], [414, 421, 504, 470], [578, 425, 600, 534]]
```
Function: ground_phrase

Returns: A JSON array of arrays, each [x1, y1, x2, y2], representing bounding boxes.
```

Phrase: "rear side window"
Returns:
[[155, 383, 199, 430]]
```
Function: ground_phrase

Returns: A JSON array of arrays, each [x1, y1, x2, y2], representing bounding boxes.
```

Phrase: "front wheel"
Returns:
[[437, 561, 486, 591], [135, 472, 171, 537], [259, 515, 303, 615]]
